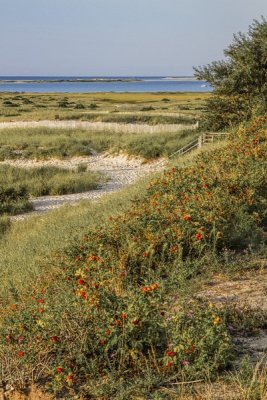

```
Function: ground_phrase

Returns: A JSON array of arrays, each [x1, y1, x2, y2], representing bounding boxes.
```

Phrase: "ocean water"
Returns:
[[0, 76, 212, 93]]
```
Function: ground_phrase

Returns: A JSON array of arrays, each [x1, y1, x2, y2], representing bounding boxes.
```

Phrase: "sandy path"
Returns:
[[8, 154, 165, 221], [0, 120, 195, 133]]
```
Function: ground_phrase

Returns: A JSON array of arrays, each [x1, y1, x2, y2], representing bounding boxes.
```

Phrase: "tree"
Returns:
[[194, 18, 267, 130]]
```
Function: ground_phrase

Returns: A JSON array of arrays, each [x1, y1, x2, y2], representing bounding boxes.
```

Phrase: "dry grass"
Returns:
[[0, 91, 210, 122], [0, 120, 196, 134], [0, 126, 198, 160]]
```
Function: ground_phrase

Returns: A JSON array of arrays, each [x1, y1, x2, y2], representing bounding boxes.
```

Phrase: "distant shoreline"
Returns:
[[0, 76, 199, 84], [0, 77, 210, 93], [0, 78, 144, 84]]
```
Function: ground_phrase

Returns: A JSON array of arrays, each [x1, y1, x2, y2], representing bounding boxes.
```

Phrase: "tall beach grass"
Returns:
[[0, 126, 198, 160], [0, 164, 103, 197]]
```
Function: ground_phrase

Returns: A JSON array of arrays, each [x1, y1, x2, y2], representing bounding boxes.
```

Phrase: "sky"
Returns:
[[0, 0, 266, 76]]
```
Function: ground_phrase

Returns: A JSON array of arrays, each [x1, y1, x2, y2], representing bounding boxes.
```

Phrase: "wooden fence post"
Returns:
[[198, 134, 203, 148]]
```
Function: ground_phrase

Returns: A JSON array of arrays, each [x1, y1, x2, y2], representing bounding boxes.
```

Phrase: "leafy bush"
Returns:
[[3, 100, 19, 107], [140, 106, 155, 111], [194, 18, 267, 130], [89, 103, 98, 109], [74, 103, 85, 109], [0, 276, 231, 394]]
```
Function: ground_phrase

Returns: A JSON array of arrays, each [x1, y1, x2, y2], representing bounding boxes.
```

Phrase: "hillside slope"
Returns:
[[0, 116, 266, 399]]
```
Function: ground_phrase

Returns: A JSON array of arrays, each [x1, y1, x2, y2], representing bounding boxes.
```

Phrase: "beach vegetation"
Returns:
[[0, 185, 32, 217], [0, 165, 103, 218], [0, 116, 266, 397], [0, 164, 103, 197], [0, 126, 198, 160]]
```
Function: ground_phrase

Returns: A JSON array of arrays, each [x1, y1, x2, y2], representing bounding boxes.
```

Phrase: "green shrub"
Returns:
[[23, 99, 33, 105], [0, 185, 32, 216], [89, 103, 98, 109], [3, 100, 19, 107], [74, 103, 85, 109], [194, 18, 267, 130], [140, 106, 155, 111], [57, 98, 70, 108], [0, 276, 231, 394]]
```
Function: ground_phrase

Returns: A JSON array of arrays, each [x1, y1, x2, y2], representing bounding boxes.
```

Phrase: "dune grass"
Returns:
[[0, 126, 198, 160], [62, 111, 196, 125], [0, 164, 103, 197], [0, 164, 103, 218]]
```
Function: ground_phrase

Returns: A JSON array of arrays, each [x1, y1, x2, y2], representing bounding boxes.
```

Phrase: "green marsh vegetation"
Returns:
[[62, 111, 196, 125], [0, 91, 209, 122]]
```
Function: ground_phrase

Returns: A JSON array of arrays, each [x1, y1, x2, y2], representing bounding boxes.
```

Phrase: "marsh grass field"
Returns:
[[0, 91, 266, 399], [0, 91, 209, 122]]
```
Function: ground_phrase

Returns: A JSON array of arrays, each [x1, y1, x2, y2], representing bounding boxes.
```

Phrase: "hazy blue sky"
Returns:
[[0, 0, 266, 76]]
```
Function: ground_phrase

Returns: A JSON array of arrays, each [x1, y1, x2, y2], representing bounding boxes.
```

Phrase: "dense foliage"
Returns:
[[0, 185, 31, 239], [0, 117, 266, 397], [0, 185, 32, 216], [194, 18, 267, 130]]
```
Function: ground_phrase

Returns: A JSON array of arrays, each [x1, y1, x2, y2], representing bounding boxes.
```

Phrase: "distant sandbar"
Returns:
[[0, 78, 143, 84]]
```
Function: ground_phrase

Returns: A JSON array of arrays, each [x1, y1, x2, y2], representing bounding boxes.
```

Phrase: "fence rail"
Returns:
[[169, 132, 229, 159]]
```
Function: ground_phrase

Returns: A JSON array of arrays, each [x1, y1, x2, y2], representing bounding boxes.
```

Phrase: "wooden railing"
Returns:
[[169, 132, 229, 159]]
